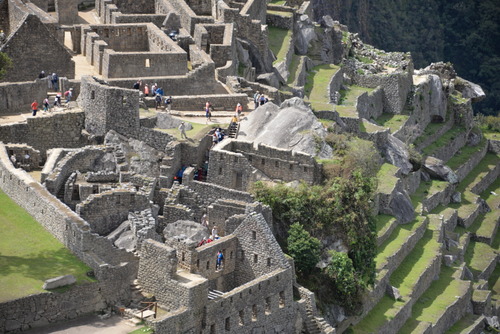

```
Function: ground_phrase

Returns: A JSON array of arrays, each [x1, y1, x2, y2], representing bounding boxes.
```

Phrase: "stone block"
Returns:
[[43, 274, 77, 289]]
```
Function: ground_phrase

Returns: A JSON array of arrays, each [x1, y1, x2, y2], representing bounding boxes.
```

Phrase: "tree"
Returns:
[[287, 222, 321, 276], [0, 52, 12, 80]]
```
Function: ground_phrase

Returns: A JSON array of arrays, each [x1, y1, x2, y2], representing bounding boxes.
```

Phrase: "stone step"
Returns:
[[464, 240, 498, 281], [421, 126, 468, 163]]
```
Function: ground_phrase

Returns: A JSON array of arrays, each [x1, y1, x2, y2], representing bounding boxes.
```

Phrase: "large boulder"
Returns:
[[163, 220, 209, 246], [157, 112, 193, 130], [238, 97, 333, 159], [389, 191, 415, 224], [455, 77, 485, 103], [428, 74, 447, 120], [381, 134, 412, 175], [423, 157, 458, 184], [43, 275, 76, 290]]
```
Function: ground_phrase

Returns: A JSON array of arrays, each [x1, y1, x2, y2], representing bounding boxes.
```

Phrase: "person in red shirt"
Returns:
[[31, 100, 38, 116]]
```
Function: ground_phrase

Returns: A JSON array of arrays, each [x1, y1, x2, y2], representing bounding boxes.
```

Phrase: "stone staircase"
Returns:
[[227, 121, 239, 138]]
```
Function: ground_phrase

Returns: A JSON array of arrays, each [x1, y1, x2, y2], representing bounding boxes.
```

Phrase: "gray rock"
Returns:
[[256, 72, 282, 89], [428, 75, 447, 120], [443, 255, 456, 267], [5, 319, 21, 331], [445, 237, 460, 251], [486, 316, 499, 330], [114, 230, 137, 252], [238, 97, 333, 159], [43, 275, 76, 290], [157, 112, 193, 130], [456, 78, 485, 103], [382, 134, 412, 175], [423, 156, 459, 184], [321, 15, 335, 28], [386, 285, 401, 300], [294, 16, 317, 55], [451, 192, 462, 203], [389, 191, 415, 224], [476, 198, 491, 214], [467, 131, 482, 146], [107, 220, 131, 243], [462, 265, 474, 280], [162, 12, 181, 31], [420, 170, 431, 182], [163, 220, 210, 245]]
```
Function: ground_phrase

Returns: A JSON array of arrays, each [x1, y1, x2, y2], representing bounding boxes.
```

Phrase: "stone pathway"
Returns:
[[22, 314, 138, 334]]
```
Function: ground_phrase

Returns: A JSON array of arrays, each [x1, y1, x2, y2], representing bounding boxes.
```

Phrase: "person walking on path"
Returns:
[[144, 84, 149, 97], [51, 73, 59, 92], [43, 96, 50, 112], [64, 88, 73, 104], [216, 250, 224, 270], [155, 94, 162, 110], [31, 100, 38, 116], [165, 96, 172, 112], [179, 121, 188, 139], [253, 91, 260, 109]]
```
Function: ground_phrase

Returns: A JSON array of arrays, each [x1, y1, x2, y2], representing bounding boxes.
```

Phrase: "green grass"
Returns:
[[375, 214, 397, 237], [389, 230, 440, 297], [334, 85, 374, 117], [414, 121, 445, 147], [287, 54, 301, 85], [0, 189, 95, 302], [455, 153, 500, 194], [421, 126, 465, 157], [410, 267, 470, 324], [360, 119, 385, 133], [375, 113, 410, 133], [470, 178, 500, 239], [411, 180, 448, 209], [269, 0, 286, 4], [375, 217, 426, 270], [464, 240, 497, 278], [376, 163, 399, 194], [489, 264, 500, 296], [156, 121, 226, 142], [267, 10, 293, 17], [268, 27, 293, 65], [351, 295, 404, 334], [482, 129, 500, 141], [304, 64, 340, 111], [444, 314, 481, 334], [446, 137, 486, 171], [128, 326, 154, 334]]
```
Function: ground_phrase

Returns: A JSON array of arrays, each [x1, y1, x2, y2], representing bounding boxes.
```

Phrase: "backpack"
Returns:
[[64, 90, 70, 97]]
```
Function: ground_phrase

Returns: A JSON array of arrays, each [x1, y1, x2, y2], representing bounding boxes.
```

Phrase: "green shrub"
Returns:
[[0, 52, 12, 80], [408, 144, 423, 171], [287, 223, 321, 277], [475, 114, 500, 132]]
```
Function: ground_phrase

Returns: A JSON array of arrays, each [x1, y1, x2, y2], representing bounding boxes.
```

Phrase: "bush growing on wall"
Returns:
[[253, 171, 377, 312], [0, 52, 13, 80], [287, 222, 321, 277]]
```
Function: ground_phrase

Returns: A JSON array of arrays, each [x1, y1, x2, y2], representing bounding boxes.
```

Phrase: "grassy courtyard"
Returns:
[[0, 189, 95, 302]]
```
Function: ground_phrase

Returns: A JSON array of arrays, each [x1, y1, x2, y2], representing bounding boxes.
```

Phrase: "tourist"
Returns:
[[151, 83, 157, 95], [64, 88, 73, 103], [133, 80, 141, 90], [165, 96, 172, 112], [216, 250, 224, 270], [259, 94, 266, 105], [54, 93, 62, 107], [198, 237, 207, 247], [155, 86, 164, 96], [51, 73, 59, 92], [236, 102, 243, 115], [155, 94, 162, 110], [211, 132, 218, 148], [31, 100, 38, 116], [205, 105, 212, 124], [201, 214, 208, 227], [211, 225, 218, 240], [43, 96, 50, 112], [144, 84, 149, 97], [253, 91, 260, 109], [38, 70, 46, 79], [179, 122, 187, 139]]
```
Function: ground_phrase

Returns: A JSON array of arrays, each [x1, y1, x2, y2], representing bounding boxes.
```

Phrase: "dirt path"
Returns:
[[23, 314, 139, 334]]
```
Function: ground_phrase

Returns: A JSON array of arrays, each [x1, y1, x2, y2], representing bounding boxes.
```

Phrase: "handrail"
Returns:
[[139, 301, 158, 319]]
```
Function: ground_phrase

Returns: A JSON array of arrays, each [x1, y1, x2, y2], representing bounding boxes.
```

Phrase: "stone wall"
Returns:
[[208, 140, 322, 191], [233, 213, 291, 286], [78, 76, 140, 137], [183, 180, 254, 207], [0, 14, 75, 82], [430, 283, 472, 334], [0, 111, 88, 159], [0, 80, 48, 115], [455, 141, 488, 182], [113, 0, 155, 14], [357, 86, 384, 120], [76, 190, 150, 235], [0, 143, 138, 279], [488, 139, 500, 155], [470, 160, 500, 195], [112, 13, 167, 27], [55, 0, 78, 25], [159, 0, 213, 35], [428, 130, 468, 163], [145, 93, 247, 111], [194, 235, 237, 280]]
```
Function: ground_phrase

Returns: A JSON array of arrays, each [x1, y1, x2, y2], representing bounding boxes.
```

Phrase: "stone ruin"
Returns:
[[0, 0, 498, 333]]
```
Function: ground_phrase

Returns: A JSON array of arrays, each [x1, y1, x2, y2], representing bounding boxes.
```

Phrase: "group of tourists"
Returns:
[[253, 91, 269, 109], [134, 80, 172, 111], [211, 128, 225, 147]]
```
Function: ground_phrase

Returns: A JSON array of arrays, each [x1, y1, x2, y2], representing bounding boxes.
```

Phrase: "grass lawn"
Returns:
[[390, 230, 440, 297], [268, 26, 293, 65], [470, 178, 500, 239], [455, 153, 499, 194], [446, 137, 486, 171], [421, 126, 465, 157], [464, 240, 497, 278], [444, 314, 481, 334], [0, 189, 95, 302], [335, 85, 374, 117], [128, 326, 154, 334], [351, 295, 404, 333], [411, 180, 448, 209], [410, 266, 470, 325], [375, 113, 410, 133], [304, 64, 340, 111], [287, 54, 301, 85], [156, 121, 226, 142], [376, 163, 399, 194], [375, 214, 397, 237], [360, 119, 385, 133], [375, 217, 426, 270], [267, 10, 293, 17], [269, 0, 286, 4]]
